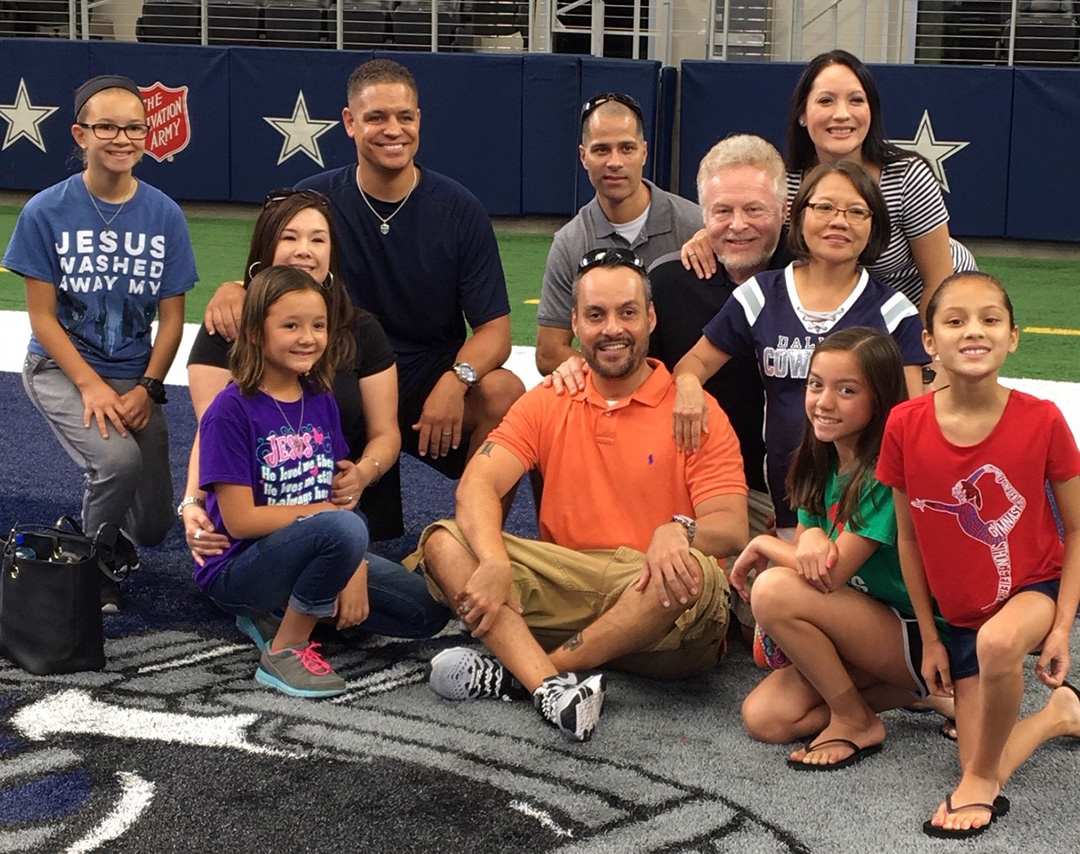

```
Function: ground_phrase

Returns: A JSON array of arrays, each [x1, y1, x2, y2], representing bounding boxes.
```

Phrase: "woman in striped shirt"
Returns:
[[784, 50, 977, 318]]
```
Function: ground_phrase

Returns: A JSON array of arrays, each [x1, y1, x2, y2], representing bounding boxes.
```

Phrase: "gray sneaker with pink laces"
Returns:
[[255, 642, 345, 698]]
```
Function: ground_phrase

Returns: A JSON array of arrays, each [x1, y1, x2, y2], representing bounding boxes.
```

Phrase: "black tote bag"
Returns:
[[0, 517, 116, 675]]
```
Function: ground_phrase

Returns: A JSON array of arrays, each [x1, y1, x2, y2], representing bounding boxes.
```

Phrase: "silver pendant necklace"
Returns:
[[262, 385, 306, 453], [356, 166, 418, 235], [85, 178, 134, 240]]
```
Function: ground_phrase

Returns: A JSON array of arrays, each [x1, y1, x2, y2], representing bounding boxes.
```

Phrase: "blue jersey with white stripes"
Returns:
[[702, 263, 927, 527]]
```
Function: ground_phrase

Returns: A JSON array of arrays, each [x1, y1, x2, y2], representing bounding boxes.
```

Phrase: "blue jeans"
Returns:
[[207, 512, 448, 637]]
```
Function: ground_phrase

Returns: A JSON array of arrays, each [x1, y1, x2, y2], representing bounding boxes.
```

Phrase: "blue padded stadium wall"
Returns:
[[0, 39, 1077, 239]]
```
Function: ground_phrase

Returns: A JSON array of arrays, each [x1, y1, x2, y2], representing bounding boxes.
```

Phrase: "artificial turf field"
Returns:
[[0, 203, 1076, 382]]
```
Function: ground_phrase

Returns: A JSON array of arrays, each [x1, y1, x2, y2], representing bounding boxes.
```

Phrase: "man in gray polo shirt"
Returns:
[[534, 93, 702, 375]]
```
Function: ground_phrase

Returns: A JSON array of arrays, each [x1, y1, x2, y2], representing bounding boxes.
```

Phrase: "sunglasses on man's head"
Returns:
[[262, 188, 331, 209], [579, 93, 644, 129], [578, 247, 647, 274]]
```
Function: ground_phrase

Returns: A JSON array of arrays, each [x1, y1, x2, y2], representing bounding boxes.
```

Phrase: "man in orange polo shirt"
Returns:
[[416, 248, 749, 741]]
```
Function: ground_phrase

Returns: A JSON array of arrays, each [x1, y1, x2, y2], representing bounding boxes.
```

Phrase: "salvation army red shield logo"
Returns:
[[138, 82, 191, 163]]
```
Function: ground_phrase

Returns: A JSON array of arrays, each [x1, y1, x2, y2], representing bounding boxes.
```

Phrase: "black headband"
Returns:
[[74, 75, 142, 118]]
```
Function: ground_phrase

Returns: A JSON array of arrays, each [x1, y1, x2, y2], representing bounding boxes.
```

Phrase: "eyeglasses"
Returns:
[[77, 122, 150, 140], [578, 247, 647, 274], [805, 201, 873, 223], [263, 188, 331, 209], [580, 93, 644, 130]]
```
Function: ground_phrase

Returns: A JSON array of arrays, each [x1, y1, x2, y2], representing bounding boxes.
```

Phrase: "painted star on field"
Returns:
[[263, 91, 338, 167], [888, 110, 969, 194], [0, 78, 59, 152]]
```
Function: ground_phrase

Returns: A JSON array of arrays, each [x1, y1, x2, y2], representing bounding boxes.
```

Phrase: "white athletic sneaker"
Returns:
[[426, 647, 529, 702]]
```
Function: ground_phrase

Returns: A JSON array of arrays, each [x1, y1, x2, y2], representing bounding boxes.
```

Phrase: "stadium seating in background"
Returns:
[[8, 0, 72, 35], [137, 0, 201, 44], [468, 0, 525, 36], [207, 0, 263, 44], [340, 0, 388, 48], [390, 0, 463, 51], [999, 1, 1079, 63], [264, 0, 328, 47]]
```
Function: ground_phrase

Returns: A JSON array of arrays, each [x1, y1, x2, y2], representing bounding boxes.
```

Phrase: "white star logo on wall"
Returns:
[[0, 78, 59, 152], [888, 110, 969, 194], [263, 91, 338, 167]]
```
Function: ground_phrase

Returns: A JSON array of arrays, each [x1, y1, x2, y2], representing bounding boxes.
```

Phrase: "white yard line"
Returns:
[[2, 310, 1078, 438]]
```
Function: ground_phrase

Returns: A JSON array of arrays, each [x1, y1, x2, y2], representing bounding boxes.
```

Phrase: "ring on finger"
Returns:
[[194, 529, 203, 540]]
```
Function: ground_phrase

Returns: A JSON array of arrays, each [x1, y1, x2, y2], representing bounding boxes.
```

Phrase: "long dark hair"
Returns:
[[786, 327, 907, 528], [785, 50, 908, 173], [229, 266, 341, 396], [788, 160, 891, 267], [244, 189, 355, 371]]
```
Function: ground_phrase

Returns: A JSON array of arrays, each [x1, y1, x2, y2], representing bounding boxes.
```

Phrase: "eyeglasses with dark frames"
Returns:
[[579, 93, 644, 130], [77, 122, 150, 141], [805, 201, 873, 223], [262, 188, 332, 209], [578, 247, 647, 274]]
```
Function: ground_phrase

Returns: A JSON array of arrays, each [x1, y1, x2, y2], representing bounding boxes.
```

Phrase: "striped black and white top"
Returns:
[[787, 156, 977, 306]]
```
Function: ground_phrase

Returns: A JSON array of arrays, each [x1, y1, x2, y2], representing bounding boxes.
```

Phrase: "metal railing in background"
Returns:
[[1, 0, 1077, 67]]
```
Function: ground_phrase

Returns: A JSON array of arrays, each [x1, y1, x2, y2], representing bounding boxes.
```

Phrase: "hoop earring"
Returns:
[[322, 270, 334, 291], [248, 261, 262, 280]]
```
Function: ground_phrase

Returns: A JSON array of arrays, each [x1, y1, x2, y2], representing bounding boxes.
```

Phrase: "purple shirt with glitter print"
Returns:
[[195, 382, 347, 590]]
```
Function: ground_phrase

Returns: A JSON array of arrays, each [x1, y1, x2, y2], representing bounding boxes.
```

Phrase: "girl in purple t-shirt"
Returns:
[[198, 265, 368, 699]]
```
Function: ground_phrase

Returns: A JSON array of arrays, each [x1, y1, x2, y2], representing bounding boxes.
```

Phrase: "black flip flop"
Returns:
[[786, 737, 883, 772], [921, 793, 1010, 839]]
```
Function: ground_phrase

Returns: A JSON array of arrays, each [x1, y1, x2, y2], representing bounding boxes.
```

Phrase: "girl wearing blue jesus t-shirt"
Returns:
[[2, 74, 198, 611], [197, 266, 371, 699]]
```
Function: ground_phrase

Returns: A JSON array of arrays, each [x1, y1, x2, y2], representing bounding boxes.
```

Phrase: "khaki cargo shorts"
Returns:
[[409, 519, 730, 680]]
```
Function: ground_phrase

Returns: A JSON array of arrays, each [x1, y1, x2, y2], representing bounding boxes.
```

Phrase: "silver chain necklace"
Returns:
[[85, 178, 134, 239], [262, 386, 306, 453], [356, 166, 418, 235]]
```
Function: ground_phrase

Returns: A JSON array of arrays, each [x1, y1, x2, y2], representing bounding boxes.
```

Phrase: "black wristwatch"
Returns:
[[137, 376, 168, 404]]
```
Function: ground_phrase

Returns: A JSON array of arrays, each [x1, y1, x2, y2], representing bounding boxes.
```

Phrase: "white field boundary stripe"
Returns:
[[1, 310, 1077, 439]]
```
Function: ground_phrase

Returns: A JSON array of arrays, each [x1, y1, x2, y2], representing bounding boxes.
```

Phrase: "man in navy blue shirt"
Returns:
[[204, 59, 523, 480]]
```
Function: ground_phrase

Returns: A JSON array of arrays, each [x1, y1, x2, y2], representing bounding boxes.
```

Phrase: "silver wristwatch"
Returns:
[[176, 496, 206, 518], [451, 361, 479, 390], [672, 514, 696, 545]]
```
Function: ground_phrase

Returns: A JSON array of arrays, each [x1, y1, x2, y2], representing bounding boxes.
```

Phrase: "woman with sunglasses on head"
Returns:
[[183, 188, 449, 646], [684, 50, 976, 322], [672, 161, 929, 538], [2, 74, 198, 612]]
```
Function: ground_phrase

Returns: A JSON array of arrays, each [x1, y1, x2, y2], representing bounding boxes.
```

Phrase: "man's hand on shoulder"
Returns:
[[204, 280, 246, 341], [457, 558, 521, 637], [635, 522, 702, 608]]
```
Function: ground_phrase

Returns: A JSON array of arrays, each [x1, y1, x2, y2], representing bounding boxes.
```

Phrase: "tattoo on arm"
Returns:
[[479, 441, 496, 457], [561, 632, 584, 652]]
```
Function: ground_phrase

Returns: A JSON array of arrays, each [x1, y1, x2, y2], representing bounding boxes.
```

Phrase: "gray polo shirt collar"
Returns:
[[583, 179, 679, 248]]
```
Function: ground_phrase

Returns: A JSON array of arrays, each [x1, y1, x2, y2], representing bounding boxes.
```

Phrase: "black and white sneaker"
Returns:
[[532, 672, 607, 742], [96, 524, 140, 579], [426, 647, 530, 702], [99, 575, 126, 613]]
